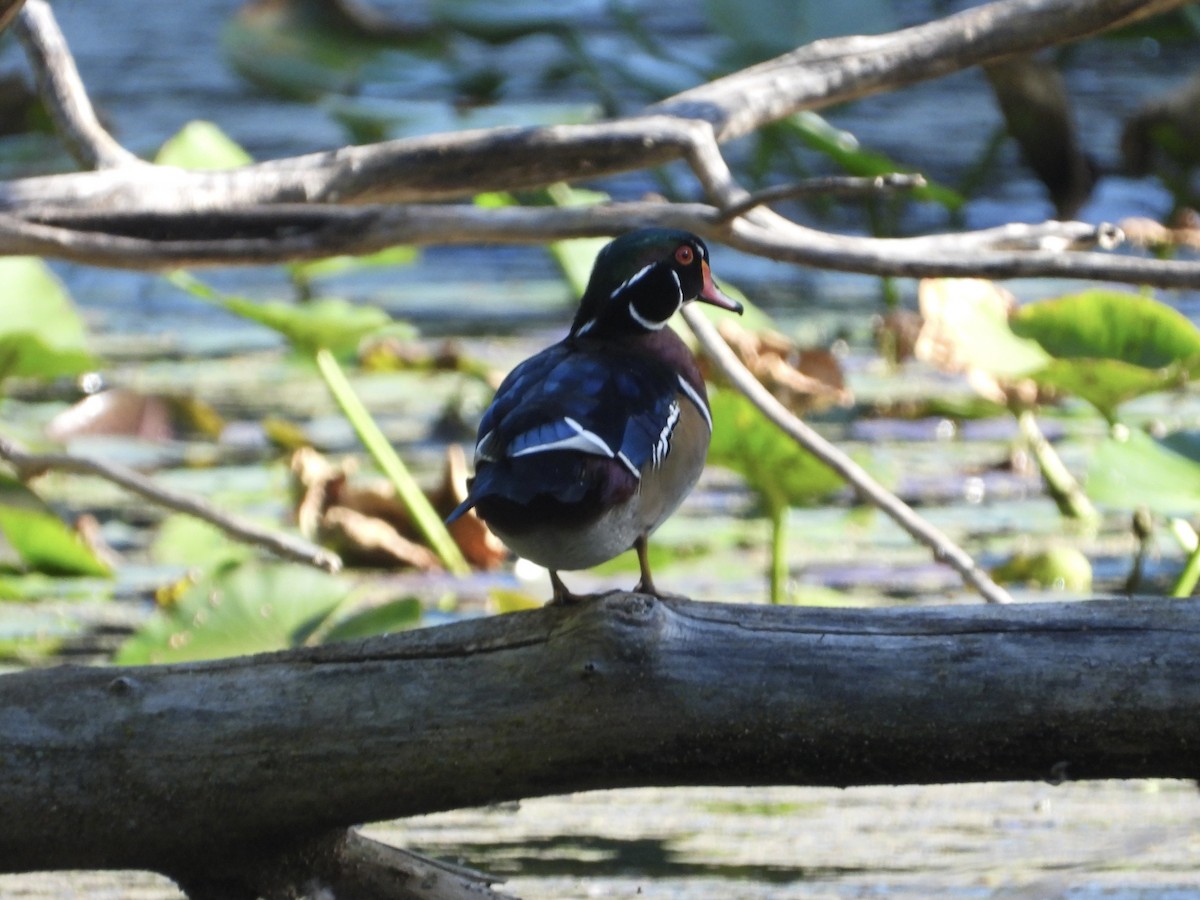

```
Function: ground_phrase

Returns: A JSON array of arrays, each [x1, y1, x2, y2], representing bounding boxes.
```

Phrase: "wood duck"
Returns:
[[447, 228, 743, 603]]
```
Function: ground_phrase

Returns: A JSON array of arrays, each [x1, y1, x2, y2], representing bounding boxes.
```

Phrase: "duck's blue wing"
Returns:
[[446, 343, 685, 521]]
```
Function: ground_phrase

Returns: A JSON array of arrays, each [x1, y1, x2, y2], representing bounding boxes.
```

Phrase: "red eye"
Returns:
[[674, 245, 695, 266]]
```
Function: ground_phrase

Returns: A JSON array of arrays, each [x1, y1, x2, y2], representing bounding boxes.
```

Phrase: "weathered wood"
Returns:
[[2, 595, 1199, 888]]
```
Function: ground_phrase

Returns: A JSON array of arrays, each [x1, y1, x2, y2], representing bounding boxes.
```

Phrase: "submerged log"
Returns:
[[2, 594, 1199, 896]]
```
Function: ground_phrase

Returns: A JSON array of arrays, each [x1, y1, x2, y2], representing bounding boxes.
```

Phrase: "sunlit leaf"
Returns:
[[991, 547, 1092, 592], [321, 596, 422, 643], [1012, 290, 1200, 368], [1089, 426, 1200, 517], [0, 257, 99, 383], [707, 389, 844, 511], [1011, 290, 1200, 417], [154, 120, 253, 170], [170, 272, 394, 355], [149, 513, 252, 569], [289, 245, 419, 283], [916, 278, 1050, 384], [115, 561, 351, 664], [0, 474, 111, 577], [489, 588, 542, 613]]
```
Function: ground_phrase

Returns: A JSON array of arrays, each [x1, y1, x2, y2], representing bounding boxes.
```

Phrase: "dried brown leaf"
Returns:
[[707, 319, 852, 413]]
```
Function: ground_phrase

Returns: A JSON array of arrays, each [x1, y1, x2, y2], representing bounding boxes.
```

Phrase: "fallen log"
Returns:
[[2, 594, 1198, 897]]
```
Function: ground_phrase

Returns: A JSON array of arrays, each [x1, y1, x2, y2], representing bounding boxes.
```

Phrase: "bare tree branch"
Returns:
[[3, 203, 1197, 290], [12, 0, 144, 170], [656, 0, 1187, 140], [0, 435, 342, 573], [714, 173, 929, 221]]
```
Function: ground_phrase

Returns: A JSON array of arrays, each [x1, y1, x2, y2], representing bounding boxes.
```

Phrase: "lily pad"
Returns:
[[321, 596, 422, 643], [170, 272, 397, 356], [1088, 426, 1200, 517], [115, 560, 352, 665], [0, 474, 112, 577], [150, 513, 252, 569], [0, 257, 99, 384], [289, 245, 419, 285], [1011, 290, 1200, 417], [155, 120, 254, 170], [707, 389, 844, 512], [991, 547, 1093, 592]]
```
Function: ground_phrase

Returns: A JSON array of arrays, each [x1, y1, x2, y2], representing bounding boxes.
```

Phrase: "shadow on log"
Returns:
[[3, 594, 1200, 897]]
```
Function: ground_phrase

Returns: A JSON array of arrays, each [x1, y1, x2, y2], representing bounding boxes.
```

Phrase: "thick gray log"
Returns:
[[2, 595, 1199, 888]]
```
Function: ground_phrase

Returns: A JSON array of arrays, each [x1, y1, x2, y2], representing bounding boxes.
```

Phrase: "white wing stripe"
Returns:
[[617, 451, 641, 479], [509, 416, 616, 459], [676, 376, 712, 432]]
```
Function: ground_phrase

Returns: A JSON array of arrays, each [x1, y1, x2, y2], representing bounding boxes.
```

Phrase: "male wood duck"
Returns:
[[447, 228, 743, 603]]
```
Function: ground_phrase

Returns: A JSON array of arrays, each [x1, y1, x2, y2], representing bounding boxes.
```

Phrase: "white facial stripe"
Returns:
[[509, 416, 616, 459], [611, 263, 655, 300], [670, 268, 683, 297], [629, 303, 670, 331], [676, 375, 712, 432]]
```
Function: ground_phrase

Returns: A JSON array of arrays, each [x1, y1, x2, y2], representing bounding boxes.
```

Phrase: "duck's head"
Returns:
[[570, 228, 743, 339]]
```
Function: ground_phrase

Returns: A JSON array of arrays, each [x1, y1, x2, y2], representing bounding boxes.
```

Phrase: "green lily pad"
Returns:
[[1088, 426, 1200, 517], [321, 596, 422, 643], [707, 389, 844, 512], [0, 473, 112, 577], [155, 120, 254, 170], [169, 272, 397, 356], [149, 513, 252, 569], [115, 560, 352, 665], [1012, 290, 1200, 417], [0, 257, 99, 383], [991, 547, 1093, 592], [289, 245, 419, 285]]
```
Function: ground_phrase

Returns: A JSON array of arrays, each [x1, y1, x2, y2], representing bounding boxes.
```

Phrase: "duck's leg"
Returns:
[[632, 534, 661, 597], [548, 570, 583, 605]]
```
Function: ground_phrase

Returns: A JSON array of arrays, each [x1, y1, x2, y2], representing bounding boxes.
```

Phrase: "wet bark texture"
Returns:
[[2, 595, 1199, 896]]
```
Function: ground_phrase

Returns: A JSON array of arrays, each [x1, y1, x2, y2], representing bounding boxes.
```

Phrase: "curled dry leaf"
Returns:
[[914, 277, 1049, 408], [1118, 215, 1200, 253], [288, 445, 506, 571], [874, 309, 925, 363], [45, 388, 226, 443], [436, 443, 507, 571], [290, 446, 438, 570], [46, 388, 176, 443], [321, 506, 441, 571], [705, 319, 852, 413]]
